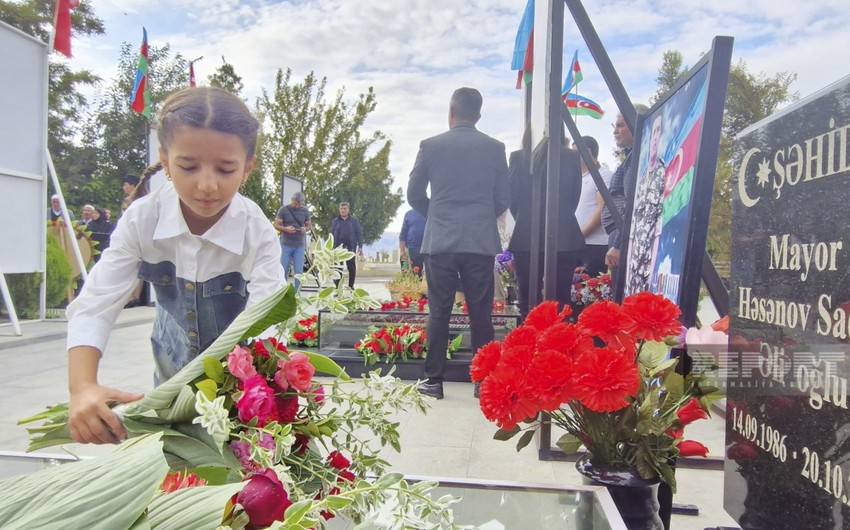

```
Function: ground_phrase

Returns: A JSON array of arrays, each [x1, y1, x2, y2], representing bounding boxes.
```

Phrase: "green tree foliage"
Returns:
[[1, 233, 72, 318], [78, 42, 191, 211], [653, 54, 798, 267], [0, 0, 104, 209], [207, 56, 244, 95], [256, 69, 402, 241]]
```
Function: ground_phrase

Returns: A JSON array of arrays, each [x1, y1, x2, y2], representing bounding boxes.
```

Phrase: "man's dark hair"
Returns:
[[122, 175, 140, 187], [450, 88, 483, 122], [581, 136, 600, 159]]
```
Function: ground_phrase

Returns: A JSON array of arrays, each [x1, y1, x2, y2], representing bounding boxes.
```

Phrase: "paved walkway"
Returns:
[[0, 276, 738, 529]]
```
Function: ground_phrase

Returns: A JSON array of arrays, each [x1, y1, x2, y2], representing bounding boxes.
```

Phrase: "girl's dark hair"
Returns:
[[156, 86, 260, 158], [127, 161, 163, 204]]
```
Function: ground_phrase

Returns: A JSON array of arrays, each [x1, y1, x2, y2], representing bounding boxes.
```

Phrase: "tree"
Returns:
[[207, 56, 244, 95], [652, 53, 798, 267], [257, 69, 402, 241], [651, 50, 689, 105], [0, 0, 105, 208], [77, 42, 191, 210]]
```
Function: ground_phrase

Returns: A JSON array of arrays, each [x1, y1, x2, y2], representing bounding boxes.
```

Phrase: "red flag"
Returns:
[[189, 62, 196, 87], [52, 0, 79, 57]]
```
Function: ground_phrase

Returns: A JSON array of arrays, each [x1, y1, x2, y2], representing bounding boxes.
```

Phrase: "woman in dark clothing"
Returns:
[[507, 127, 585, 319], [88, 208, 114, 262]]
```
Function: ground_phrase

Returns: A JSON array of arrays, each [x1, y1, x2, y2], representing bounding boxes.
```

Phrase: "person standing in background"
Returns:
[[81, 205, 95, 227], [121, 175, 140, 215], [575, 135, 614, 277], [88, 208, 114, 263], [274, 191, 311, 291], [399, 208, 426, 276], [330, 202, 363, 288], [48, 194, 74, 222], [407, 87, 510, 400]]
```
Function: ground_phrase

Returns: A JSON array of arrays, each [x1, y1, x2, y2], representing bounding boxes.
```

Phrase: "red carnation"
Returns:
[[327, 450, 351, 470], [573, 347, 640, 412], [577, 300, 635, 353], [677, 439, 709, 458], [470, 341, 502, 382], [525, 349, 575, 410], [252, 340, 270, 358], [524, 300, 571, 331], [620, 292, 682, 341], [276, 395, 299, 423], [338, 469, 356, 482], [536, 323, 593, 357], [478, 367, 538, 430], [677, 397, 709, 426], [502, 326, 539, 350]]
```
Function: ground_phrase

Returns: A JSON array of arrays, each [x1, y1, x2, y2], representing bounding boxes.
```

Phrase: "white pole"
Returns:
[[45, 148, 87, 281], [0, 272, 22, 335]]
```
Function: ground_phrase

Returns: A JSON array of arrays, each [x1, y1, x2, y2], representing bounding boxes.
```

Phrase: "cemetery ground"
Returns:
[[0, 269, 738, 529]]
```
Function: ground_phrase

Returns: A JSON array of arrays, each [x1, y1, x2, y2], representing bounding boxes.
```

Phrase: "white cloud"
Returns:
[[73, 0, 850, 229]]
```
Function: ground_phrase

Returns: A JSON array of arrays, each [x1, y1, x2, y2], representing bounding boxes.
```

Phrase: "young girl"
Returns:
[[66, 87, 284, 444]]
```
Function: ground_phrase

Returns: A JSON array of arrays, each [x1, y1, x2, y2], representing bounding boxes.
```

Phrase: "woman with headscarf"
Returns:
[[88, 208, 114, 262]]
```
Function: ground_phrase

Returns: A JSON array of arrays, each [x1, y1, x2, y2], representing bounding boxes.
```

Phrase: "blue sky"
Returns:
[[67, 0, 850, 230]]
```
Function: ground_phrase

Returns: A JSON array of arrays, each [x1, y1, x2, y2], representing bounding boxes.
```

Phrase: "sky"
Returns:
[[66, 0, 850, 231]]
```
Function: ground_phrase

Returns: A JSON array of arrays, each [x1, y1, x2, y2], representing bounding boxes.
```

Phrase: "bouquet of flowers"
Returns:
[[471, 294, 716, 492], [386, 267, 427, 301], [494, 250, 517, 298], [289, 314, 318, 347], [10, 239, 460, 529], [570, 267, 612, 306], [355, 325, 462, 365]]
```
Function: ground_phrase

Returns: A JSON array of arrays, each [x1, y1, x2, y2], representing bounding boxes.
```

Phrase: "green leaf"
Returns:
[[283, 499, 313, 526], [148, 483, 244, 529], [0, 434, 168, 529], [323, 495, 354, 510], [516, 430, 535, 451], [195, 379, 218, 402], [555, 434, 584, 454], [638, 340, 670, 370], [493, 425, 521, 441], [448, 334, 463, 352], [376, 472, 404, 488], [203, 357, 226, 384], [300, 350, 351, 380], [318, 286, 335, 299], [649, 357, 679, 378]]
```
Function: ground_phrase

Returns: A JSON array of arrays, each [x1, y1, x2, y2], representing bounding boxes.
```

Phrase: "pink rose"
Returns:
[[236, 375, 278, 426], [230, 440, 261, 473], [312, 385, 326, 404], [236, 468, 292, 527], [274, 353, 315, 392], [227, 345, 258, 381]]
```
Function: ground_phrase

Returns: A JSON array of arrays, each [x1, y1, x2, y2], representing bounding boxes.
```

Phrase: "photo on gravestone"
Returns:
[[619, 36, 732, 328], [725, 74, 850, 529]]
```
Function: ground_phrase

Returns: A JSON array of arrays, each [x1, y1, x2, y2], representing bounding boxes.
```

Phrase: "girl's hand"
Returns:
[[68, 383, 144, 444]]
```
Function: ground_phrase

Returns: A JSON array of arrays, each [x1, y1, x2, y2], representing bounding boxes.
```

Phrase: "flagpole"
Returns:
[[49, 0, 59, 52]]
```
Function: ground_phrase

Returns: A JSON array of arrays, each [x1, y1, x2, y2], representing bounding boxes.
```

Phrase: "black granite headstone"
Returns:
[[725, 74, 850, 529]]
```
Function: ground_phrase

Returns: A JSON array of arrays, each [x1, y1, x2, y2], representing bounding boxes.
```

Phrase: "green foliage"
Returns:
[[257, 69, 402, 242], [0, 234, 72, 318], [653, 53, 798, 266], [207, 57, 245, 95]]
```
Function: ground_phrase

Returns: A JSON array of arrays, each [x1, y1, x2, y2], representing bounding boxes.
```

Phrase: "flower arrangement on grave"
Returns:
[[376, 296, 429, 312], [471, 294, 717, 492], [10, 236, 458, 529], [570, 267, 612, 307], [289, 315, 318, 347], [456, 300, 507, 314], [385, 266, 427, 301], [494, 250, 518, 301], [355, 324, 463, 365]]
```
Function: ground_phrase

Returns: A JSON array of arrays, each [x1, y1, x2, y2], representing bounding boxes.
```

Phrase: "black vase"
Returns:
[[575, 454, 663, 530]]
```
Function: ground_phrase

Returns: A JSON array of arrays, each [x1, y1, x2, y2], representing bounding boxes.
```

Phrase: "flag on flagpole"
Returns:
[[561, 50, 583, 95], [511, 0, 535, 89], [52, 0, 80, 57], [564, 93, 604, 120], [129, 28, 151, 119], [189, 62, 196, 87]]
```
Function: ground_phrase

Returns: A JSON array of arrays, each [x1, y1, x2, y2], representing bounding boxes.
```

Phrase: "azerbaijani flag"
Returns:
[[129, 28, 151, 119], [564, 93, 604, 119], [561, 50, 583, 95], [52, 0, 80, 58], [512, 0, 534, 88]]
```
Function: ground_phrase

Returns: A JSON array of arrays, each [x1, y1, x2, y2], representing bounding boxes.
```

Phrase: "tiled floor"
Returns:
[[0, 277, 740, 529]]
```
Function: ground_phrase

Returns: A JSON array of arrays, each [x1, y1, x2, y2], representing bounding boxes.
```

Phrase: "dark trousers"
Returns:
[[423, 253, 494, 382], [334, 257, 357, 288], [513, 251, 581, 319], [578, 244, 608, 277]]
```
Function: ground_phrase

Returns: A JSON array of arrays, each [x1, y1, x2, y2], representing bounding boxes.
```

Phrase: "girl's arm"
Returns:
[[68, 346, 143, 444]]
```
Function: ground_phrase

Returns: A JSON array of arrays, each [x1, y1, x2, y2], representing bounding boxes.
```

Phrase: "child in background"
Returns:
[[66, 87, 284, 444]]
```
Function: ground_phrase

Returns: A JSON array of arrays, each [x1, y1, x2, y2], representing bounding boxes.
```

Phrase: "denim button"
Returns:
[[160, 275, 171, 283], [224, 285, 233, 292], [187, 311, 197, 319], [189, 346, 198, 353], [185, 283, 195, 292], [188, 330, 198, 338]]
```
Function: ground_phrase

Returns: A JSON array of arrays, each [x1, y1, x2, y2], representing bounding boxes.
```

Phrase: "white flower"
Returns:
[[685, 325, 728, 352], [193, 391, 231, 444]]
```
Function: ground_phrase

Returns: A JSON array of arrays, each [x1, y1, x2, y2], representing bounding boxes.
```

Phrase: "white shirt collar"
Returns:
[[152, 184, 248, 255]]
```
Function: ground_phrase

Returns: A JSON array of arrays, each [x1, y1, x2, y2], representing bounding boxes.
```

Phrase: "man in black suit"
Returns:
[[407, 87, 510, 399]]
